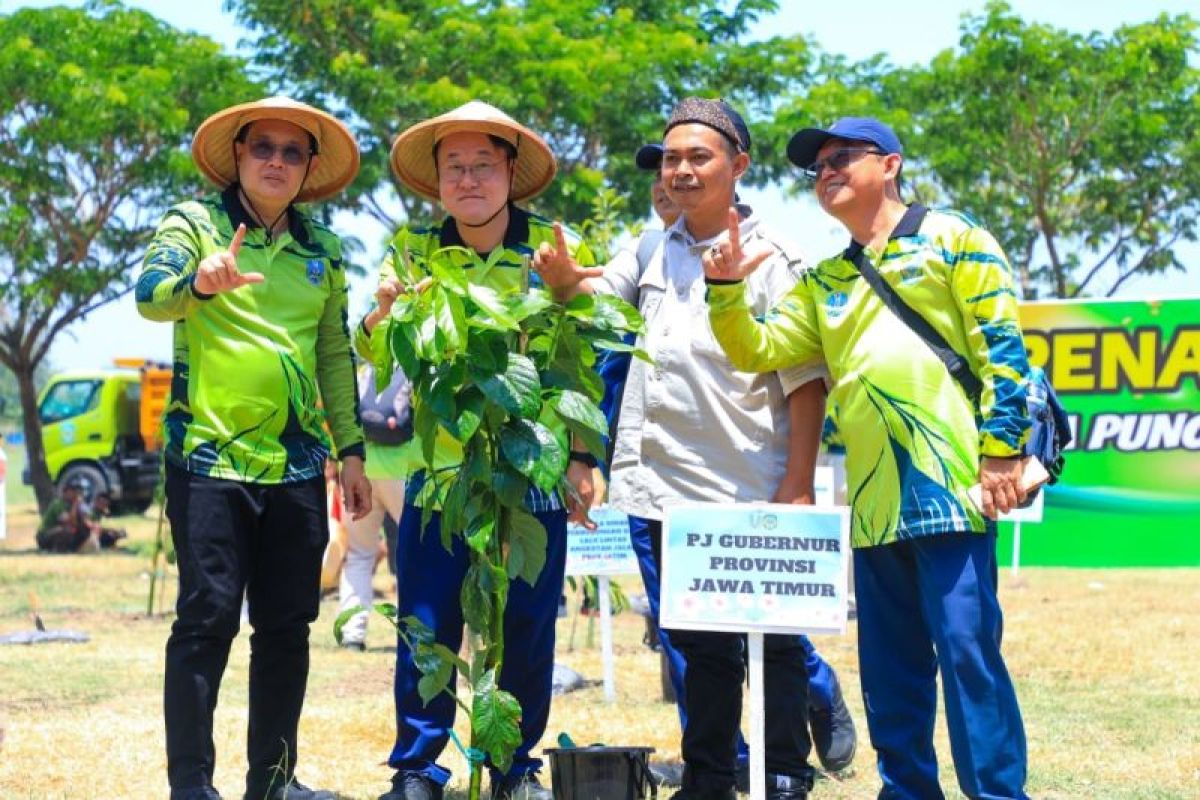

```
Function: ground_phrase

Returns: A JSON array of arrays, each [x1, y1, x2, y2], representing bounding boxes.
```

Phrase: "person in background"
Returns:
[[88, 492, 127, 548], [35, 479, 96, 553], [337, 363, 413, 651]]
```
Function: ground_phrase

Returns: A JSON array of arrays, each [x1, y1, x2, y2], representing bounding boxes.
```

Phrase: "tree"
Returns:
[[0, 2, 260, 511], [879, 2, 1200, 299], [224, 0, 819, 229], [336, 244, 643, 800]]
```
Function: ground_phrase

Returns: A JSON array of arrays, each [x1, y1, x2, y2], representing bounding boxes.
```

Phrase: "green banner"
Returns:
[[998, 297, 1200, 567]]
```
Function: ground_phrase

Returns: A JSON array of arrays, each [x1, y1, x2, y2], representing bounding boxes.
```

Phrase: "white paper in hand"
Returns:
[[967, 457, 1050, 516]]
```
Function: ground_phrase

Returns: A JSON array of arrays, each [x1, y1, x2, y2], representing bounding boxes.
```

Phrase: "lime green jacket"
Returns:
[[136, 187, 363, 484], [708, 205, 1031, 547]]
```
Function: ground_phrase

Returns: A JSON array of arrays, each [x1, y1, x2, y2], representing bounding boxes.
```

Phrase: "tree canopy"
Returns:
[[225, 0, 819, 228], [802, 1, 1200, 299], [0, 1, 259, 508]]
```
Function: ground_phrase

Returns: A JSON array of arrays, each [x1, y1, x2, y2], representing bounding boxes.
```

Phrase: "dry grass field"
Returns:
[[1, 497, 1197, 799]]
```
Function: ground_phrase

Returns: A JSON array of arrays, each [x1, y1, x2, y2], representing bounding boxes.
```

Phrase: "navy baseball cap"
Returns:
[[786, 117, 902, 169], [635, 143, 663, 171]]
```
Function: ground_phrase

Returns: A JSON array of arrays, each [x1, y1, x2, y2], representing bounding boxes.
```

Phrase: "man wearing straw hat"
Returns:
[[137, 95, 371, 800], [358, 101, 595, 800]]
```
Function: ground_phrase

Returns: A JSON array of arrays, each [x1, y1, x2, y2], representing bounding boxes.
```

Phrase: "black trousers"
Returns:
[[652, 520, 814, 791], [163, 465, 327, 797]]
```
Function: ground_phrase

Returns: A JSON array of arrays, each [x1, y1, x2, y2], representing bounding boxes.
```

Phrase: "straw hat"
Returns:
[[389, 101, 557, 202], [191, 95, 360, 203]]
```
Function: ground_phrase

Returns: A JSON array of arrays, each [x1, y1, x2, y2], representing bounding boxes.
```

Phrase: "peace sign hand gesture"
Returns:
[[194, 224, 265, 295], [531, 222, 604, 291], [701, 208, 774, 282]]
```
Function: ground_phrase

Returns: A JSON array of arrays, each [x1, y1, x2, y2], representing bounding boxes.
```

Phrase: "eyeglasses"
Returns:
[[440, 160, 504, 185], [245, 139, 313, 166], [802, 148, 885, 181]]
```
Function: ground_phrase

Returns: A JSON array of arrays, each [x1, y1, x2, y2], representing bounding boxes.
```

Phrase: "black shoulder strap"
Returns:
[[847, 212, 984, 404]]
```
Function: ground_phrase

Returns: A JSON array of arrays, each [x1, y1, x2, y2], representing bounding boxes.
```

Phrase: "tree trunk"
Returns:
[[15, 359, 54, 513]]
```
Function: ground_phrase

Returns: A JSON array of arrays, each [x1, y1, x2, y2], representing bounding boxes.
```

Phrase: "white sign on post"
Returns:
[[660, 502, 851, 800], [565, 506, 639, 703], [660, 502, 851, 636]]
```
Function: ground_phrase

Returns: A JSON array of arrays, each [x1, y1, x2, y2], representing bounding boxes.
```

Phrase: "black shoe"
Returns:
[[669, 786, 735, 800], [649, 761, 684, 787], [173, 788, 223, 800], [766, 772, 812, 800], [734, 769, 814, 798], [379, 771, 444, 800], [340, 640, 366, 652], [491, 773, 552, 800], [258, 778, 335, 800], [809, 679, 857, 772]]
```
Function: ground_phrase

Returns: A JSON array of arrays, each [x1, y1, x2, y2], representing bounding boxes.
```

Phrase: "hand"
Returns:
[[772, 477, 815, 505], [339, 456, 373, 521], [531, 222, 604, 291], [565, 459, 597, 531], [193, 224, 264, 294], [978, 456, 1027, 519], [701, 208, 774, 282], [364, 276, 433, 333]]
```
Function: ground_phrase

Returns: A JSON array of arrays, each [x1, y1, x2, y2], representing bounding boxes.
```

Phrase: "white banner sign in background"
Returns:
[[660, 502, 851, 636]]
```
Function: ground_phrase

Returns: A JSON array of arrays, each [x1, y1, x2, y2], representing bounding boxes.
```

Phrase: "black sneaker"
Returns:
[[766, 772, 812, 800], [809, 679, 857, 772], [735, 769, 814, 798], [491, 773, 553, 800], [379, 771, 444, 800], [258, 778, 335, 800]]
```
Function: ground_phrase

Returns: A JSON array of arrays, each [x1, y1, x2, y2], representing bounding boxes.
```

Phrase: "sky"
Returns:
[[5, 0, 1198, 371]]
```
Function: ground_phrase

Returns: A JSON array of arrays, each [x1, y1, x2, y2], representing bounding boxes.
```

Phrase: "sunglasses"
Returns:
[[802, 147, 885, 181], [245, 139, 313, 166]]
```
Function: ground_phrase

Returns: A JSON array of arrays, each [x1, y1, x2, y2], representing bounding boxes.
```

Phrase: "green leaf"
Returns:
[[477, 352, 541, 418], [460, 564, 492, 636], [471, 668, 523, 774], [333, 604, 363, 644], [503, 289, 555, 322], [492, 464, 530, 509], [499, 419, 566, 492], [587, 334, 654, 363], [466, 515, 496, 555], [566, 298, 627, 331], [552, 389, 608, 436], [431, 286, 468, 354], [417, 659, 453, 705], [444, 387, 485, 443], [507, 507, 547, 586], [430, 255, 469, 296], [466, 282, 519, 330]]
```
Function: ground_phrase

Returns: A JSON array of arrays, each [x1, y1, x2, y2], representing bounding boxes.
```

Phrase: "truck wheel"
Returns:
[[58, 463, 108, 502]]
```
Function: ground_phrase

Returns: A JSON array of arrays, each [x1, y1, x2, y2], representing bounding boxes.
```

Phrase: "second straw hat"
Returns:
[[389, 101, 556, 202]]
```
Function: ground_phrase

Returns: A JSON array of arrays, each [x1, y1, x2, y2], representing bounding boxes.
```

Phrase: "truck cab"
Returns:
[[30, 359, 170, 513]]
